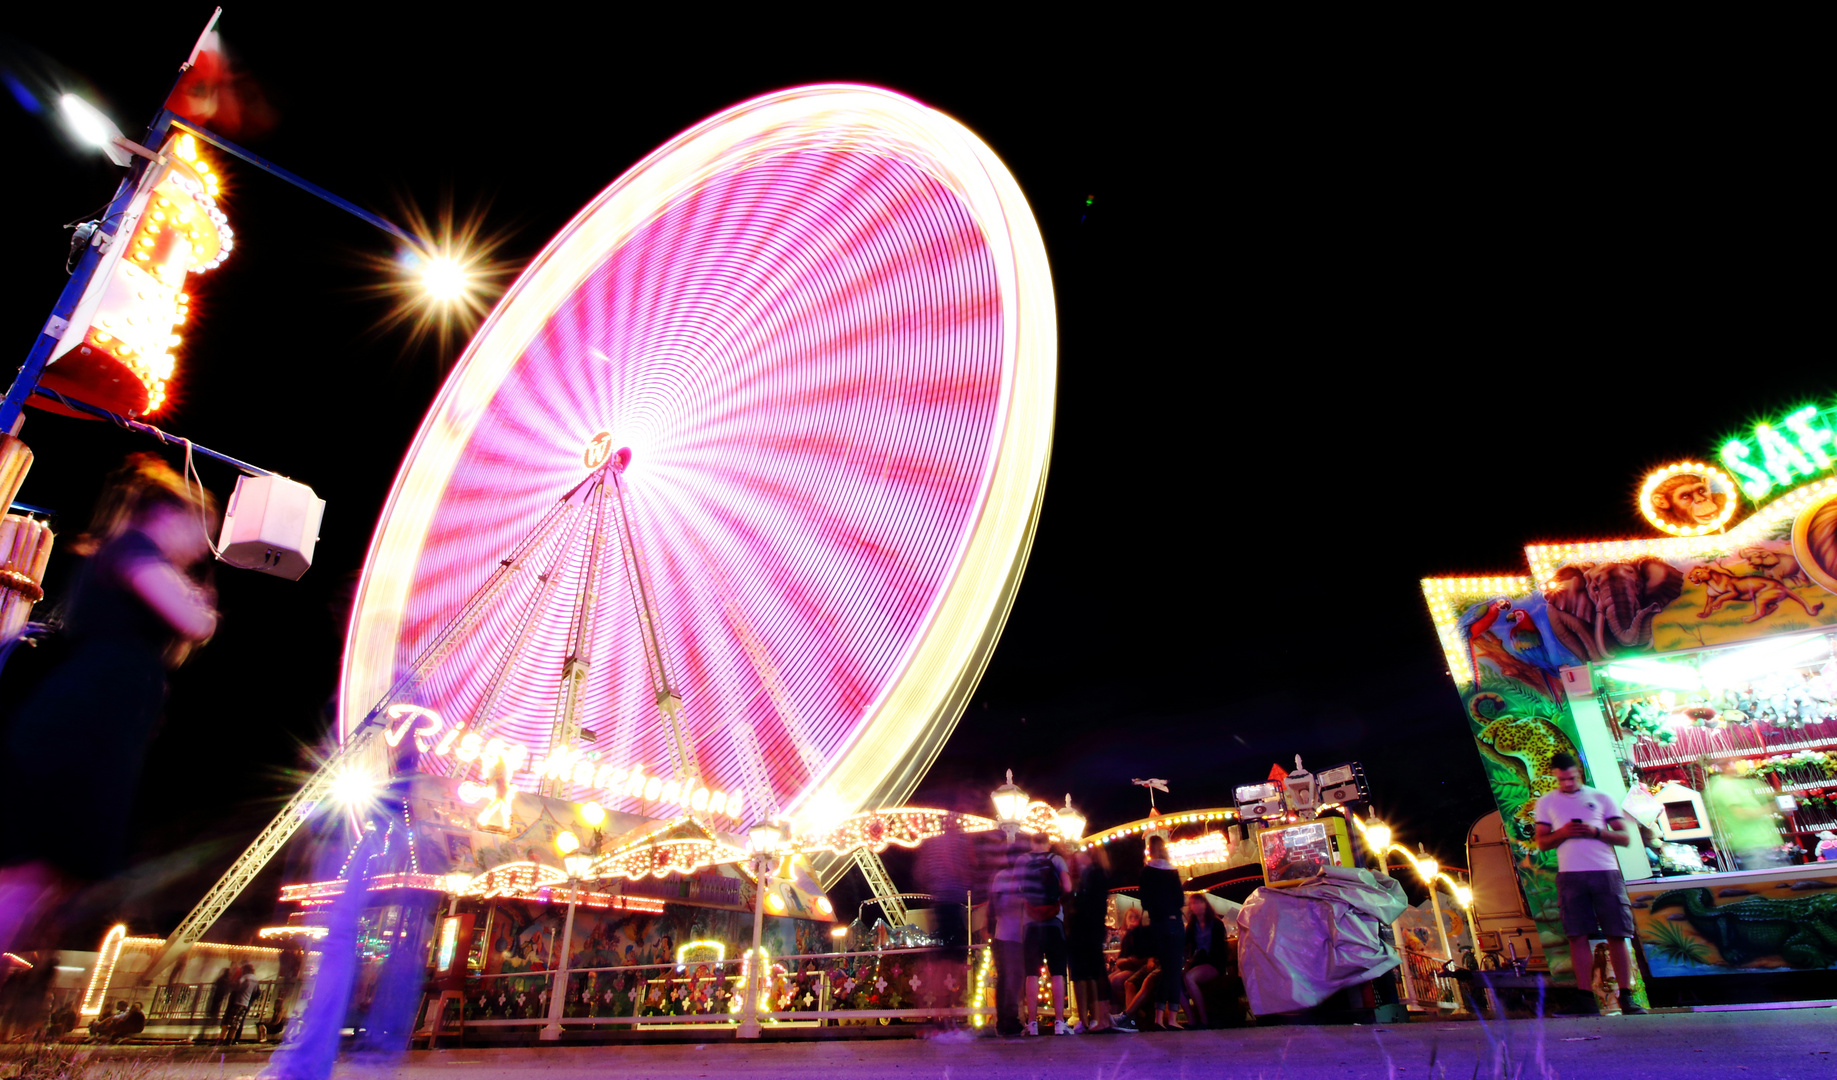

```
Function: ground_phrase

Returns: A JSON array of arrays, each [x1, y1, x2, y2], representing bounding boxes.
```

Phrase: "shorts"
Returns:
[[1023, 921, 1067, 978], [1556, 870, 1633, 939]]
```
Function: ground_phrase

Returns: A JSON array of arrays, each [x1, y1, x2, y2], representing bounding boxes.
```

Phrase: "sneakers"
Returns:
[[1573, 995, 1601, 1017], [1619, 992, 1649, 1015], [1111, 1016, 1139, 1033], [1026, 1019, 1039, 1036], [1070, 1021, 1086, 1034], [1054, 1020, 1072, 1036]]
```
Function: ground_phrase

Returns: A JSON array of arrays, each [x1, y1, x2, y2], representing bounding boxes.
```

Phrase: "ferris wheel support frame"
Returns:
[[540, 466, 614, 797], [148, 475, 599, 965], [609, 464, 699, 782]]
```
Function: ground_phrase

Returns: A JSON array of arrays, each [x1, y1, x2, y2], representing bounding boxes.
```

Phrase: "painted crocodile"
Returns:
[[1650, 888, 1837, 969]]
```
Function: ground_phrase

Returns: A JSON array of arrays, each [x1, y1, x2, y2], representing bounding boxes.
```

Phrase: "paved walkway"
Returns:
[[126, 1008, 1837, 1079]]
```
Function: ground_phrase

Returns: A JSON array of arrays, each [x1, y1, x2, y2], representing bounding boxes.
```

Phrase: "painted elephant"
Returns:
[[1543, 557, 1683, 662]]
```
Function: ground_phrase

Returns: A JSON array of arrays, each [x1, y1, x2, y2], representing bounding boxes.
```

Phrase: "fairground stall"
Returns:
[[1425, 405, 1837, 1005], [1080, 767, 1476, 1023]]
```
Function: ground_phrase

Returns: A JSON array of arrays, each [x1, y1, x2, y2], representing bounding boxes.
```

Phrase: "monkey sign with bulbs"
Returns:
[[1639, 461, 1739, 537], [164, 83, 1055, 949]]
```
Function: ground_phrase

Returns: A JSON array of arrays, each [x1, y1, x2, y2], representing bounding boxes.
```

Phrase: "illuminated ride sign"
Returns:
[[1718, 404, 1837, 503], [380, 704, 745, 826], [39, 132, 232, 417]]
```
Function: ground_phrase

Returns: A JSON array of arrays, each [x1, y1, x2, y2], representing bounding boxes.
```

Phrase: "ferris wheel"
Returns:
[[162, 86, 1053, 953], [340, 85, 1055, 848]]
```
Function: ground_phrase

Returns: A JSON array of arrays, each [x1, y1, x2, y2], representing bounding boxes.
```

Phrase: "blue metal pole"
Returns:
[[0, 106, 178, 435], [30, 387, 273, 477], [166, 114, 429, 250]]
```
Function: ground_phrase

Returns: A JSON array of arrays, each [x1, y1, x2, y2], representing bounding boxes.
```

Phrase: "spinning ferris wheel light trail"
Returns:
[[163, 83, 1055, 950]]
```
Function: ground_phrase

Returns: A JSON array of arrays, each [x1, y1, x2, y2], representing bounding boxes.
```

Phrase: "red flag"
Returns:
[[164, 12, 274, 139]]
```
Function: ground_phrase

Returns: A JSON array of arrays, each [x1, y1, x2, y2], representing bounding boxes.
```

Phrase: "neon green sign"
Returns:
[[1719, 404, 1837, 501]]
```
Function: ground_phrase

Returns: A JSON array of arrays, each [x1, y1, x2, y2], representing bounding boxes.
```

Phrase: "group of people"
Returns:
[[990, 831, 1239, 1035], [86, 999, 146, 1042]]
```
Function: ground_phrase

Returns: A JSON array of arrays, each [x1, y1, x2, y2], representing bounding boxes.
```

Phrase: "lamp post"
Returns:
[[738, 819, 783, 1039], [991, 770, 1028, 841], [1055, 795, 1086, 844], [1415, 847, 1455, 968], [539, 833, 594, 1042]]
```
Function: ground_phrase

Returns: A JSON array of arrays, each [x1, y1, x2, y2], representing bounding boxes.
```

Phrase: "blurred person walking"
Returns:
[[1067, 847, 1120, 1033], [988, 842, 1028, 1036], [1138, 835, 1186, 1030], [0, 455, 217, 953], [915, 825, 973, 950], [1020, 831, 1072, 1035]]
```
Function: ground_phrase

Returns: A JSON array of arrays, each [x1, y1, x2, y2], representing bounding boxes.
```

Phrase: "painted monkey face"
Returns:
[[1671, 481, 1719, 524]]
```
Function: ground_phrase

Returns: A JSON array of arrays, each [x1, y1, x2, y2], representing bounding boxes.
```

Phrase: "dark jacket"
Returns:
[[1138, 865, 1184, 922], [1185, 911, 1231, 970]]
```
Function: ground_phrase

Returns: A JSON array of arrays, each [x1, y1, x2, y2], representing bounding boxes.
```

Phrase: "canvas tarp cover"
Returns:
[[1236, 865, 1407, 1015]]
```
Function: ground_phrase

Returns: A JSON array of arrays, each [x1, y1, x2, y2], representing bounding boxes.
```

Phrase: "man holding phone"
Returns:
[[1533, 752, 1648, 1015]]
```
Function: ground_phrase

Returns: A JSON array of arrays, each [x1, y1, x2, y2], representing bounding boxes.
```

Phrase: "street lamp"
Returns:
[[1055, 795, 1086, 844], [738, 819, 784, 1039], [539, 833, 594, 1042], [991, 770, 1028, 841], [58, 94, 149, 167]]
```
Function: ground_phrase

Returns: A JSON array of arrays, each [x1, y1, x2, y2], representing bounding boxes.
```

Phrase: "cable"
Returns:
[[178, 435, 262, 570]]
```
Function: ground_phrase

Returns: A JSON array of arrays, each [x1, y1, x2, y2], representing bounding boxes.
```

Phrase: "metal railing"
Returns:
[[143, 980, 283, 1023], [439, 946, 987, 1033], [1396, 947, 1458, 1012]]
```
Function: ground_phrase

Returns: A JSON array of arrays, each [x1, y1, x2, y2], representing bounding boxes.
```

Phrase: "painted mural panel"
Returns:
[[1628, 868, 1837, 977], [1423, 578, 1590, 983]]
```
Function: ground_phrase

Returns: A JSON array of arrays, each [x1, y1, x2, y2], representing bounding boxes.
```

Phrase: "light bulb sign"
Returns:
[[37, 132, 232, 418], [1717, 404, 1837, 503]]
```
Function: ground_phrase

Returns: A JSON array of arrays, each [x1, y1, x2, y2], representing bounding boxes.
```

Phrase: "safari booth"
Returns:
[[1424, 409, 1837, 1006]]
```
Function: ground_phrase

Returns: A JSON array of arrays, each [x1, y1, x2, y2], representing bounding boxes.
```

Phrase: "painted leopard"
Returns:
[[1471, 693, 1577, 835]]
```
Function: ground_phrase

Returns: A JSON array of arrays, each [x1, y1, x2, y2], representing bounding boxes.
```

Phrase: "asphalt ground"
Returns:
[[96, 1005, 1837, 1079]]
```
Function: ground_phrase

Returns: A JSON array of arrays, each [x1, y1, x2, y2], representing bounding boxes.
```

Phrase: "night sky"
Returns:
[[0, 14, 1821, 944]]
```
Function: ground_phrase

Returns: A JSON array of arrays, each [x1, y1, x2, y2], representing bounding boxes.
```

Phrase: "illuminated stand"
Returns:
[[1424, 402, 1837, 1007]]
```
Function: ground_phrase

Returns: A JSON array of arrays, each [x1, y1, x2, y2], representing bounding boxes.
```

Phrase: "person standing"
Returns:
[[268, 937, 305, 1040], [1019, 831, 1072, 1035], [220, 962, 258, 1044], [1533, 752, 1648, 1016], [1066, 847, 1120, 1033], [988, 843, 1028, 1036], [205, 964, 232, 1030], [1138, 835, 1186, 1030]]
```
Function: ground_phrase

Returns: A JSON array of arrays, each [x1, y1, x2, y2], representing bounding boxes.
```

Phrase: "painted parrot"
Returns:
[[1505, 608, 1562, 698], [1465, 598, 1512, 684]]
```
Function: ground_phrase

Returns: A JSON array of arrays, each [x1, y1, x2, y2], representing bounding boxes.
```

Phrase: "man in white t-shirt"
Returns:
[[1532, 752, 1647, 1015]]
